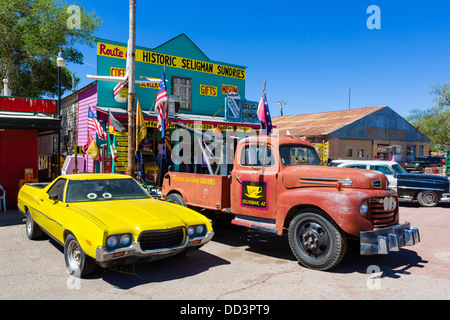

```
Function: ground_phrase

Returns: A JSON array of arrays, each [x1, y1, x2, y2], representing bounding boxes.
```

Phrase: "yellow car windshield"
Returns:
[[65, 178, 151, 203]]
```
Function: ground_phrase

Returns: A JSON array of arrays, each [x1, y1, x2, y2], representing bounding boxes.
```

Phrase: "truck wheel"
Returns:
[[64, 234, 97, 278], [417, 190, 439, 207], [165, 193, 186, 207], [288, 210, 347, 271], [26, 210, 44, 240]]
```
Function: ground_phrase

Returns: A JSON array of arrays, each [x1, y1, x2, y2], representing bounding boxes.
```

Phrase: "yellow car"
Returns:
[[17, 173, 214, 278]]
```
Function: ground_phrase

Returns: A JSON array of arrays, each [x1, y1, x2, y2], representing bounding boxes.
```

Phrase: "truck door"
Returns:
[[231, 142, 278, 220]]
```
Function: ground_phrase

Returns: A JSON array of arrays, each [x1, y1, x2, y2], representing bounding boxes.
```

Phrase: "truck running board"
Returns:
[[231, 215, 278, 234]]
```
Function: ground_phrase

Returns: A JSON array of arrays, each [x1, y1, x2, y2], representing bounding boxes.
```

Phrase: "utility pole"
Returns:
[[278, 100, 287, 116], [348, 88, 351, 110], [126, 0, 136, 177]]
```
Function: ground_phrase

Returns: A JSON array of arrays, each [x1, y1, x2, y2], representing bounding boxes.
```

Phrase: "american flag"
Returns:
[[88, 106, 107, 140], [155, 69, 168, 132]]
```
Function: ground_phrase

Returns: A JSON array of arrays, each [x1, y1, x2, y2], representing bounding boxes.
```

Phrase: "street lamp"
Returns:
[[56, 51, 65, 176]]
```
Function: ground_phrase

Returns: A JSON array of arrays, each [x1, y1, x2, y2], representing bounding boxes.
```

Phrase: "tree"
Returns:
[[0, 0, 102, 98], [407, 84, 450, 153]]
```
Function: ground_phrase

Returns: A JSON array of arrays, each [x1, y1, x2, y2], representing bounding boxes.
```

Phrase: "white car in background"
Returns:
[[328, 160, 405, 191], [329, 160, 450, 207]]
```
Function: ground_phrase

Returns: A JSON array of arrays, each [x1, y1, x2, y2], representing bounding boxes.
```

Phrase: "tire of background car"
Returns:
[[164, 193, 186, 207], [64, 234, 97, 278], [417, 190, 439, 207], [26, 210, 45, 240], [288, 209, 347, 271]]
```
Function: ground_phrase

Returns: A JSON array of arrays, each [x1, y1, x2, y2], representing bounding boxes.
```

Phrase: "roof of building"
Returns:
[[272, 106, 386, 136]]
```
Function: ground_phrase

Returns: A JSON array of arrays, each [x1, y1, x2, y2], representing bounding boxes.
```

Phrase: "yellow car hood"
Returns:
[[70, 198, 209, 233]]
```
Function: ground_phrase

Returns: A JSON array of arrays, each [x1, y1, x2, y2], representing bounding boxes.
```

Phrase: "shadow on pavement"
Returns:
[[98, 250, 230, 289]]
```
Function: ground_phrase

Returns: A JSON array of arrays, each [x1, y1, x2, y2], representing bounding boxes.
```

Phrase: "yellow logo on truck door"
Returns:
[[241, 181, 267, 208]]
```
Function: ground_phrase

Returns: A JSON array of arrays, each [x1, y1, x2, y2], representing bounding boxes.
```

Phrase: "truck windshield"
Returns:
[[65, 178, 151, 203], [280, 145, 321, 166]]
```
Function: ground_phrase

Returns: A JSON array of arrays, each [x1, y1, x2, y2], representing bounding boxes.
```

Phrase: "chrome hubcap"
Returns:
[[423, 192, 437, 205], [26, 215, 32, 234], [67, 240, 81, 268]]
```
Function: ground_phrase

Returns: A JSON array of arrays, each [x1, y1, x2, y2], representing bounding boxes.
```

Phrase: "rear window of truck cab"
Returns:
[[240, 144, 275, 167]]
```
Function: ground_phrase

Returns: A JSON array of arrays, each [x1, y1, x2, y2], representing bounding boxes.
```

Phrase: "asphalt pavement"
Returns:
[[0, 202, 449, 302]]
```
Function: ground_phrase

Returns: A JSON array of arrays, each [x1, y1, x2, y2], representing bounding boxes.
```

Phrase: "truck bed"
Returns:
[[25, 182, 50, 189], [162, 172, 231, 210]]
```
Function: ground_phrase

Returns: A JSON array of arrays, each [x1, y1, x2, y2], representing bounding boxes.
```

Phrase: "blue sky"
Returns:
[[69, 0, 450, 118]]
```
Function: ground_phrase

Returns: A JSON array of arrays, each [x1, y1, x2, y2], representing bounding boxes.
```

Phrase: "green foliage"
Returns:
[[407, 84, 450, 153], [0, 0, 102, 98]]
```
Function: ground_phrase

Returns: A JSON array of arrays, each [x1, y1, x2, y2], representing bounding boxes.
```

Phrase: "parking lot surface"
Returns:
[[0, 202, 449, 300]]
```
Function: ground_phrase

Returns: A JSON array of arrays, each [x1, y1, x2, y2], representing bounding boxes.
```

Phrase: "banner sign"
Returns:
[[143, 119, 254, 132], [225, 94, 259, 124], [97, 42, 246, 80]]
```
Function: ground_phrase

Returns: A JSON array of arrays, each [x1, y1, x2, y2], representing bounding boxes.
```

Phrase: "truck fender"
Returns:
[[277, 188, 372, 237]]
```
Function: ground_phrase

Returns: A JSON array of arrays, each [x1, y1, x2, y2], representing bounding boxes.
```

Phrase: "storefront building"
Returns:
[[0, 96, 60, 209], [61, 34, 261, 175], [272, 106, 431, 164]]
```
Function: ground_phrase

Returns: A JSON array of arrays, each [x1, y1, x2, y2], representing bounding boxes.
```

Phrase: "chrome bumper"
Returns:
[[95, 231, 214, 267], [360, 222, 420, 255], [441, 193, 450, 201]]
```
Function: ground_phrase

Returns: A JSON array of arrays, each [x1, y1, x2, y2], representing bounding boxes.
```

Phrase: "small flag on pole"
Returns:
[[257, 82, 272, 135], [156, 68, 168, 132], [88, 106, 107, 140], [82, 132, 102, 163], [108, 110, 126, 134], [136, 100, 147, 154]]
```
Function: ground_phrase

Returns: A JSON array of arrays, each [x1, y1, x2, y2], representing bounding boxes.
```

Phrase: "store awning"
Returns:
[[92, 106, 261, 131], [0, 112, 61, 131]]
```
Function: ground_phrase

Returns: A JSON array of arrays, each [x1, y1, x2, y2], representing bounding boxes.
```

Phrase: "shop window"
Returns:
[[345, 147, 353, 158], [358, 149, 364, 158], [406, 145, 415, 162], [172, 77, 192, 111], [419, 145, 424, 156]]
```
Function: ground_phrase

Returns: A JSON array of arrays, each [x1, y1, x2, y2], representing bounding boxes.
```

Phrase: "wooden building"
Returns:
[[272, 106, 431, 163]]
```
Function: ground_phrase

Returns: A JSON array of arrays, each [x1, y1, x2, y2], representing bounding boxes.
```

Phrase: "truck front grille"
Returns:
[[138, 227, 185, 251], [368, 197, 398, 228]]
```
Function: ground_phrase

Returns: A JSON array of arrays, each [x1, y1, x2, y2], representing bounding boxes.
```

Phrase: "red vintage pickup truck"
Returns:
[[162, 134, 420, 270]]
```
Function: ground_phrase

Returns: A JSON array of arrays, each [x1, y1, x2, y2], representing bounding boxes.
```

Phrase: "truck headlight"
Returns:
[[360, 200, 369, 217]]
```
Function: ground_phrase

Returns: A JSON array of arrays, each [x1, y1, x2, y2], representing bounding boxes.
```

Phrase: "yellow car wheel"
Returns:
[[64, 234, 96, 278], [25, 210, 44, 240]]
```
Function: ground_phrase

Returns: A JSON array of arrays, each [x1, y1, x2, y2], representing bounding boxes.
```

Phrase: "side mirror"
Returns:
[[48, 193, 59, 203]]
